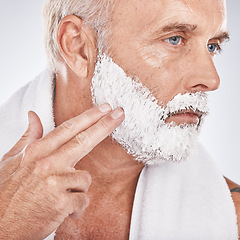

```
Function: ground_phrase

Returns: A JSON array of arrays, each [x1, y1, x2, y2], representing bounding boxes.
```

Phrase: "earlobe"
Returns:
[[57, 15, 92, 78]]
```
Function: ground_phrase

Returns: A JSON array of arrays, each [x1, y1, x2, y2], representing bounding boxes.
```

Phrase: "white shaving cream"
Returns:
[[91, 54, 208, 164]]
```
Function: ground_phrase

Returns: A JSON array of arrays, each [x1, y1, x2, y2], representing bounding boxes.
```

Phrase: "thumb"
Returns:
[[27, 111, 44, 143], [5, 111, 43, 158]]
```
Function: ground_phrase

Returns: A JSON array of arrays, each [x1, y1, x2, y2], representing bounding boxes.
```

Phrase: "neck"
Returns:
[[53, 71, 144, 197], [76, 137, 144, 195]]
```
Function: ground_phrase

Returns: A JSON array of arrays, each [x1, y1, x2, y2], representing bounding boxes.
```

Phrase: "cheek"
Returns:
[[110, 37, 190, 103], [137, 42, 168, 69], [136, 43, 186, 91], [135, 45, 198, 103], [137, 41, 190, 70]]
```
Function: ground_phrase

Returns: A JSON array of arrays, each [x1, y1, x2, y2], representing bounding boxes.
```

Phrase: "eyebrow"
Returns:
[[212, 32, 230, 43], [150, 22, 198, 39], [162, 23, 197, 33], [152, 22, 230, 42]]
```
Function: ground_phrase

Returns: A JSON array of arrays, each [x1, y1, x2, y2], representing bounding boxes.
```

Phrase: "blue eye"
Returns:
[[207, 43, 219, 53], [166, 36, 182, 45]]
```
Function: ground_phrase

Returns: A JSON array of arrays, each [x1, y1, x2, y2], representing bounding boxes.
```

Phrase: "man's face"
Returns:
[[91, 0, 228, 163], [108, 0, 227, 124]]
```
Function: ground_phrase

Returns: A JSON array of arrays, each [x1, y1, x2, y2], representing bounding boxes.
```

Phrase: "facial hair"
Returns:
[[91, 54, 208, 164]]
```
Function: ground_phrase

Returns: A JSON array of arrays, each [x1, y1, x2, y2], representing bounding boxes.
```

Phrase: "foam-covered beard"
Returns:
[[91, 54, 208, 164]]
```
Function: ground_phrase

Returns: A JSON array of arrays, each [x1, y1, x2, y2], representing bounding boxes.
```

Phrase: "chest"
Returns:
[[55, 203, 132, 240]]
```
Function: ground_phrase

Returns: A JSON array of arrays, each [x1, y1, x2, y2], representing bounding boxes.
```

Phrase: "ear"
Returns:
[[57, 15, 96, 78]]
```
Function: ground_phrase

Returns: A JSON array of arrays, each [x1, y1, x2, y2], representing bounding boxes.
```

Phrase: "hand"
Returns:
[[0, 104, 124, 240]]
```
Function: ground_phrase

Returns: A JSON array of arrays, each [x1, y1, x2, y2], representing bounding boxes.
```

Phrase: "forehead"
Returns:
[[112, 0, 227, 37]]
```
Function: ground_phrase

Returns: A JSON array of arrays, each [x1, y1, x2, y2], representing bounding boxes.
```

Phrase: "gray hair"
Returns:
[[42, 0, 115, 72]]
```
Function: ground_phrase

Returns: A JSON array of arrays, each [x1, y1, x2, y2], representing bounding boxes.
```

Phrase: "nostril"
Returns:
[[191, 84, 209, 92], [193, 84, 208, 89]]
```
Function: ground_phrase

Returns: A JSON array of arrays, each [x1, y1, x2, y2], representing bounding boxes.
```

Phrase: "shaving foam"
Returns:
[[91, 54, 208, 164]]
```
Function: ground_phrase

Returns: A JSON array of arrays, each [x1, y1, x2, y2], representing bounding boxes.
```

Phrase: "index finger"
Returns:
[[49, 107, 125, 168], [33, 103, 112, 159]]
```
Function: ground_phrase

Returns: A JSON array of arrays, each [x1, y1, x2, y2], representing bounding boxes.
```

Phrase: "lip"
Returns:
[[165, 109, 203, 125]]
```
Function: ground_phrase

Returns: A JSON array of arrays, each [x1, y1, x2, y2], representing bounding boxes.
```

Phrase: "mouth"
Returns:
[[165, 109, 204, 125]]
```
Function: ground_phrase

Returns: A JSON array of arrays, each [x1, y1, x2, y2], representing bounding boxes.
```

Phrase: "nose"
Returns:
[[182, 49, 220, 92]]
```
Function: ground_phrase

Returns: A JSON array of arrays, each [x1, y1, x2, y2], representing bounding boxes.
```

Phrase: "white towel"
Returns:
[[130, 145, 238, 240], [0, 69, 238, 240]]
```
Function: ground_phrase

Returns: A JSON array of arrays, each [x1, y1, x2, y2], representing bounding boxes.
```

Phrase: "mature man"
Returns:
[[0, 0, 239, 239]]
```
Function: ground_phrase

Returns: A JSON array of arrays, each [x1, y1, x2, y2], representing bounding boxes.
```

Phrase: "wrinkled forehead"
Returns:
[[112, 0, 227, 37]]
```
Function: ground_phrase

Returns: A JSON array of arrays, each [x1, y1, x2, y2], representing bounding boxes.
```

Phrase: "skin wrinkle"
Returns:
[[137, 43, 166, 69], [139, 22, 196, 71], [139, 26, 227, 83], [182, 0, 194, 13]]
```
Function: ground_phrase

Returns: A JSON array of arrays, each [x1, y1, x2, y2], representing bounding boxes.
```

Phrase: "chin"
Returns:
[[111, 122, 200, 165]]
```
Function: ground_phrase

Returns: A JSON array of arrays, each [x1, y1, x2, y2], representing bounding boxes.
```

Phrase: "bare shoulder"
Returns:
[[224, 177, 240, 205], [224, 177, 240, 196], [224, 177, 240, 236]]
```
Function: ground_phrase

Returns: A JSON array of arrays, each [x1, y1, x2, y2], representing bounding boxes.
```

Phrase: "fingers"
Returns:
[[45, 170, 91, 219], [56, 170, 92, 192], [69, 192, 89, 219], [35, 104, 112, 159], [2, 111, 43, 160], [52, 107, 124, 168], [58, 170, 90, 219]]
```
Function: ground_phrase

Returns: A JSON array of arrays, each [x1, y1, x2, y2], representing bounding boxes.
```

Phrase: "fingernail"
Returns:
[[111, 108, 124, 119], [98, 103, 112, 113]]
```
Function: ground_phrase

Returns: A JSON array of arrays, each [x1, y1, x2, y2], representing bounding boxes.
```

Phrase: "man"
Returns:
[[0, 0, 239, 239]]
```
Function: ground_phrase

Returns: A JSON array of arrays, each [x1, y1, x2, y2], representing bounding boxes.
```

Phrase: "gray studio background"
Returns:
[[0, 0, 239, 182]]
